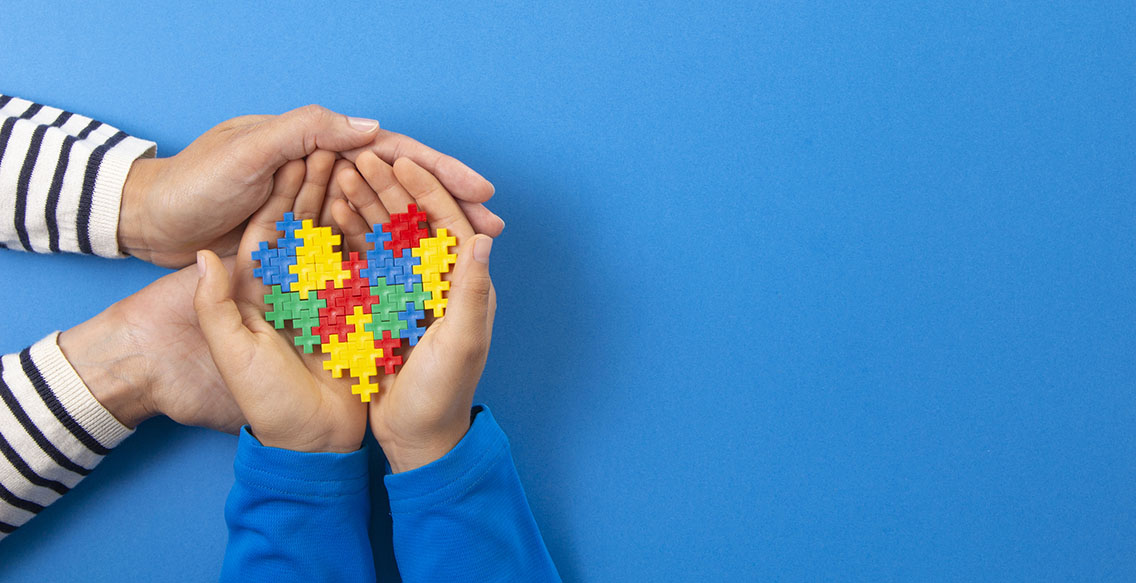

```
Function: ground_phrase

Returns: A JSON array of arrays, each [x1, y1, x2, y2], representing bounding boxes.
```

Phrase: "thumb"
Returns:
[[438, 235, 496, 347], [193, 250, 255, 372], [242, 104, 380, 170]]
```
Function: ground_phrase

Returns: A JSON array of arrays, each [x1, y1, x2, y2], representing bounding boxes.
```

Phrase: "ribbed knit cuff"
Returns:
[[89, 136, 156, 259], [384, 405, 511, 514], [31, 332, 133, 449], [235, 427, 370, 497]]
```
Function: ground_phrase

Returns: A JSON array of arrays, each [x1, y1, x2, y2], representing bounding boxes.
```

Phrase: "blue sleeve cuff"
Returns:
[[234, 426, 369, 497], [384, 405, 510, 513]]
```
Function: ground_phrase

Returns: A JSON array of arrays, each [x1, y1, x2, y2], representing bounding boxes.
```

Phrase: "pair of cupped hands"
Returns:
[[58, 105, 499, 471]]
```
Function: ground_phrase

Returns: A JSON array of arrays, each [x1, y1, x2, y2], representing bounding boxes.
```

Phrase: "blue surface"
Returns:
[[1, 2, 1134, 581]]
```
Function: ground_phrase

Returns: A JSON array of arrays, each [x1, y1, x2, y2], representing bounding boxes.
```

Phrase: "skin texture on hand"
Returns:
[[58, 257, 243, 432], [332, 156, 498, 472], [117, 105, 504, 269]]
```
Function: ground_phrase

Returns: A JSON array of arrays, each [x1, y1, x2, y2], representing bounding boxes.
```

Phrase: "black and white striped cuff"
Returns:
[[0, 333, 133, 537], [0, 95, 156, 258]]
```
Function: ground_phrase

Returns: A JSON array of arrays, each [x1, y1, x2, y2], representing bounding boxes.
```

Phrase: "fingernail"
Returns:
[[474, 236, 492, 264], [347, 116, 379, 132], [196, 252, 206, 277]]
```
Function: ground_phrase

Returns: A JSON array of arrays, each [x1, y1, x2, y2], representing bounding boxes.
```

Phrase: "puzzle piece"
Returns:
[[398, 302, 427, 346], [412, 229, 458, 317], [384, 204, 429, 256], [253, 205, 458, 402], [290, 221, 349, 299]]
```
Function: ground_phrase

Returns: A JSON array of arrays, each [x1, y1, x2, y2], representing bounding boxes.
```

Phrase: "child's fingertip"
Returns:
[[473, 235, 492, 265]]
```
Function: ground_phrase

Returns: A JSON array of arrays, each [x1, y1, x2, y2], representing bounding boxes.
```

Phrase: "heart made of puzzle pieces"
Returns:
[[252, 205, 456, 402]]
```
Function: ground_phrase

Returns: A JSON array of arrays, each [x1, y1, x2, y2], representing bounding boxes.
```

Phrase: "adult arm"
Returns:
[[1, 94, 500, 266], [0, 333, 133, 539], [0, 94, 155, 256]]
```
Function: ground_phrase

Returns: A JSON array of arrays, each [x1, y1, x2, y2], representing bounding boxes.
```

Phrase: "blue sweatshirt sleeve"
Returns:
[[221, 427, 375, 583], [384, 405, 560, 582]]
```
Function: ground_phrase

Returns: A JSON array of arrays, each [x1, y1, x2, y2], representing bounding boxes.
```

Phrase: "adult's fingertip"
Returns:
[[347, 116, 380, 132]]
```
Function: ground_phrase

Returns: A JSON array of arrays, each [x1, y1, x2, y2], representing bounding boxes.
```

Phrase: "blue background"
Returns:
[[1, 2, 1133, 581]]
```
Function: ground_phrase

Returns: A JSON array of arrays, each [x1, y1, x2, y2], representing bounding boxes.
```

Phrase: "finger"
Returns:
[[235, 155, 310, 310], [293, 149, 337, 223], [335, 159, 390, 226], [392, 158, 475, 245], [340, 129, 495, 204], [239, 104, 381, 176], [457, 200, 505, 237], [194, 251, 258, 377], [357, 151, 416, 217], [436, 235, 495, 353], [331, 199, 371, 255], [246, 158, 306, 244]]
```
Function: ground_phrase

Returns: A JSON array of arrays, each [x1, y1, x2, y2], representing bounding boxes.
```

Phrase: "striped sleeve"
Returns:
[[0, 94, 156, 257], [0, 333, 133, 539]]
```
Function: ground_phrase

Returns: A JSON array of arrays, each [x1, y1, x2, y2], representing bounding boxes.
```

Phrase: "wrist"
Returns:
[[253, 410, 367, 454], [381, 419, 472, 473], [117, 157, 162, 262], [58, 304, 156, 429], [256, 431, 363, 455]]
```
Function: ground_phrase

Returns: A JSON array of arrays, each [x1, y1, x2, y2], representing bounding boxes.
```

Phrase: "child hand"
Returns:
[[332, 153, 497, 472], [192, 151, 367, 453]]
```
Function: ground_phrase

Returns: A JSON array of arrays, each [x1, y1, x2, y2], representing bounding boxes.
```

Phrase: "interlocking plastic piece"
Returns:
[[398, 302, 427, 346], [290, 221, 349, 299], [276, 212, 304, 238], [375, 330, 403, 375], [275, 212, 305, 258], [253, 243, 300, 291], [252, 204, 458, 402], [383, 204, 429, 255], [316, 274, 377, 344], [388, 248, 422, 292], [412, 229, 458, 317], [365, 307, 409, 339]]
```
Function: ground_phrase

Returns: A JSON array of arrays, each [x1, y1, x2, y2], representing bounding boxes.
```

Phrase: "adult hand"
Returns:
[[340, 132, 505, 240], [58, 257, 243, 433], [332, 156, 496, 472], [192, 152, 367, 453], [117, 105, 503, 268]]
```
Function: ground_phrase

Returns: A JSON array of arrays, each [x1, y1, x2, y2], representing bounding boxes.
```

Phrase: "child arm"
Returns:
[[221, 429, 374, 583], [335, 158, 560, 581], [193, 152, 373, 581], [385, 405, 560, 582]]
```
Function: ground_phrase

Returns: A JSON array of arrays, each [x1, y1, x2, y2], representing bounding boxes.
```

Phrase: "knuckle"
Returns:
[[464, 275, 492, 301], [298, 104, 331, 124]]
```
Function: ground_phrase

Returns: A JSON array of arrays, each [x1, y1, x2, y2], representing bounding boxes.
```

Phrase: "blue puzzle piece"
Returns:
[[360, 255, 396, 287], [252, 242, 301, 291], [276, 234, 302, 256], [252, 241, 273, 279], [362, 230, 397, 287], [398, 302, 426, 346], [276, 212, 304, 238], [391, 248, 423, 292], [270, 253, 299, 292], [365, 228, 393, 249]]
